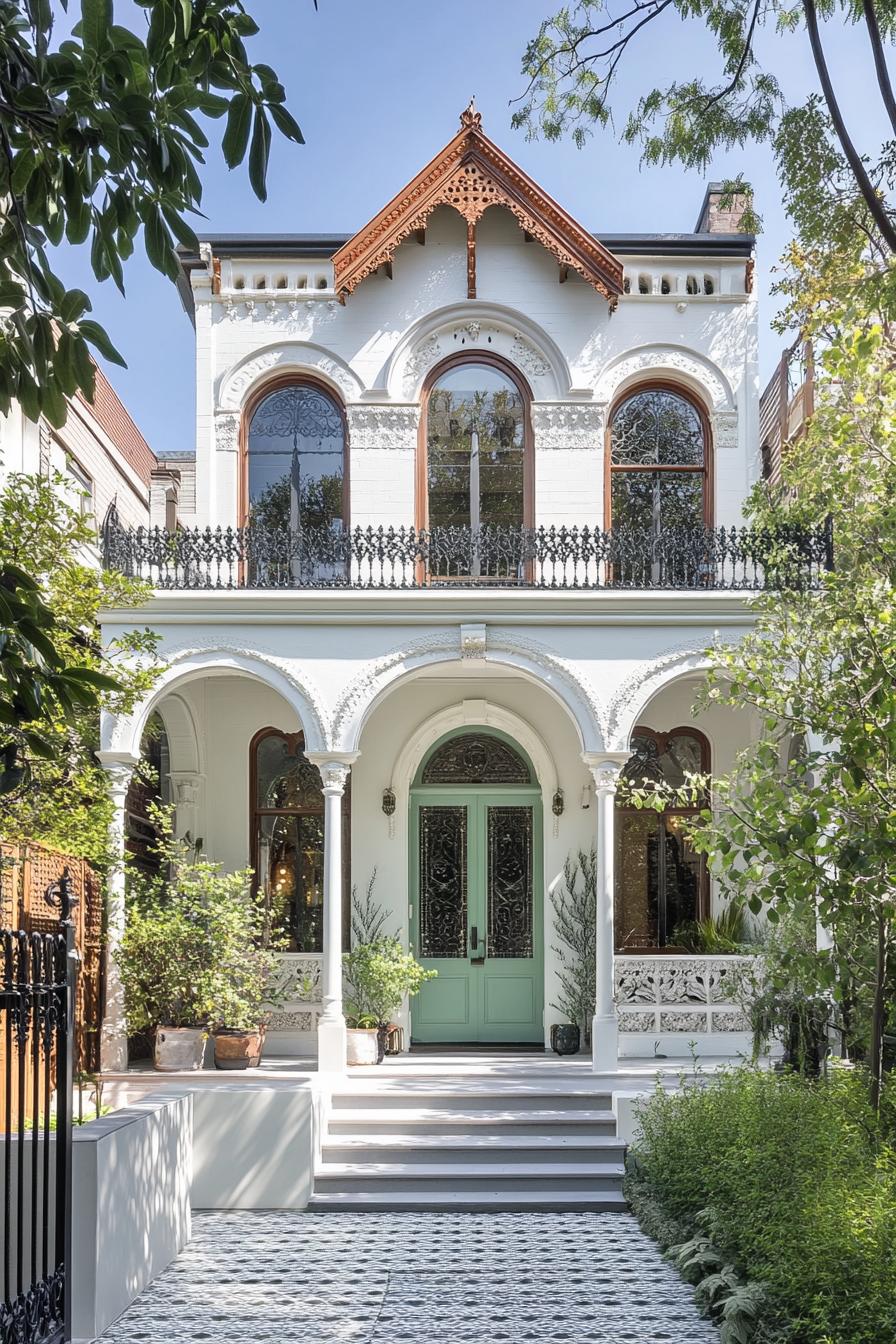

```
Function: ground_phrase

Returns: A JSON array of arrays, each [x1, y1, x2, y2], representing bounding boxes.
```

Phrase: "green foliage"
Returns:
[[119, 808, 280, 1032], [0, 471, 159, 863], [746, 915, 832, 1072], [627, 1066, 896, 1342], [343, 937, 436, 1028], [673, 903, 760, 955], [550, 849, 595, 1038], [0, 0, 307, 427], [350, 870, 394, 947]]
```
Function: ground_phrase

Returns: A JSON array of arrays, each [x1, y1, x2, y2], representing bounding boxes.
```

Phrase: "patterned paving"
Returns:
[[99, 1210, 718, 1343]]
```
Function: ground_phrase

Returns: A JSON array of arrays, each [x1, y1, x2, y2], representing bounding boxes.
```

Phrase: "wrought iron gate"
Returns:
[[1, 871, 76, 1344]]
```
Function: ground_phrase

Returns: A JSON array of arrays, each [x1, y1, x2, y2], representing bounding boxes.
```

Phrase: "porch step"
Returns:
[[313, 1077, 628, 1212], [329, 1088, 613, 1113], [321, 1135, 626, 1165], [326, 1107, 618, 1139], [307, 1189, 629, 1213]]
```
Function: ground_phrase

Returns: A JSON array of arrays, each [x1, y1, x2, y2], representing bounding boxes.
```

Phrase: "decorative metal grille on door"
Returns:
[[419, 806, 467, 958], [487, 806, 533, 958]]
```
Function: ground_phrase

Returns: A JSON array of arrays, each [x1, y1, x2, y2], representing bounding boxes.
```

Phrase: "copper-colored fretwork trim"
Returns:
[[332, 106, 623, 305]]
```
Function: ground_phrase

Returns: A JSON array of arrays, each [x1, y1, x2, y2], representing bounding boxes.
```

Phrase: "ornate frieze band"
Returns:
[[345, 404, 419, 451], [531, 402, 604, 450]]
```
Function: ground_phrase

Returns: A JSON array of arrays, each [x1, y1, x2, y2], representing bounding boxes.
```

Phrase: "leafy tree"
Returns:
[[0, 0, 306, 427], [515, 0, 896, 263], [625, 296, 896, 1109], [0, 472, 159, 864]]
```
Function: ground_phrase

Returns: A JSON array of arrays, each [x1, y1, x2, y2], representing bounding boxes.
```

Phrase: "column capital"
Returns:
[[581, 751, 631, 792], [96, 750, 141, 795], [306, 751, 359, 796]]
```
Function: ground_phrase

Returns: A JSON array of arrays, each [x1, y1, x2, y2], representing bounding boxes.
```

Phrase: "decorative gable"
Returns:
[[332, 105, 623, 306]]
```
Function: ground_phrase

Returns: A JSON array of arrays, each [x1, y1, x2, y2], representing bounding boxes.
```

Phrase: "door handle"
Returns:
[[470, 925, 485, 964], [471, 925, 478, 951]]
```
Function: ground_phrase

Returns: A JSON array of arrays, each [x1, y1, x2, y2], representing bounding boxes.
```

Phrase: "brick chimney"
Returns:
[[695, 182, 752, 234]]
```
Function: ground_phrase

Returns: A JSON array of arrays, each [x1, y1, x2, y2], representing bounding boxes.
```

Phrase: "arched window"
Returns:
[[608, 387, 709, 534], [250, 728, 349, 953], [244, 381, 346, 533], [422, 357, 530, 535], [421, 731, 533, 785], [615, 727, 709, 951]]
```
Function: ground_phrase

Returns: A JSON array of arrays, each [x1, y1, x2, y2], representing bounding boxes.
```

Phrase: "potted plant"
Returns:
[[118, 808, 259, 1071], [550, 850, 596, 1053], [343, 936, 436, 1064]]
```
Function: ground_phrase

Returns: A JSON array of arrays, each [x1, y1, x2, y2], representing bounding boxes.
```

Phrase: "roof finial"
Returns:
[[460, 97, 482, 130]]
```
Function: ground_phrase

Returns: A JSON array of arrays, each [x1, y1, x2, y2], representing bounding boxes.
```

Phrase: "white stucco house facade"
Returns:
[[96, 108, 830, 1074]]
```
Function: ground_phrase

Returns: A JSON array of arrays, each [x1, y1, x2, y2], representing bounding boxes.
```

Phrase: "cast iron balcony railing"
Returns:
[[101, 513, 833, 592]]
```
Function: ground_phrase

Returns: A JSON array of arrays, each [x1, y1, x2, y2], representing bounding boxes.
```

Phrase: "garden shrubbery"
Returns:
[[625, 1066, 896, 1343]]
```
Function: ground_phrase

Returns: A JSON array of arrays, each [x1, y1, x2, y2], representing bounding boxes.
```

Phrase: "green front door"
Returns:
[[410, 788, 544, 1044]]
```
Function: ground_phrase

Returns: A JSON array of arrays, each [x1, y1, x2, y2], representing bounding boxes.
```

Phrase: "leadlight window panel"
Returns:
[[255, 733, 324, 809], [419, 805, 468, 958], [623, 730, 706, 791], [426, 363, 526, 530], [421, 733, 532, 786], [256, 812, 324, 953], [611, 389, 705, 466], [247, 384, 345, 532], [609, 388, 707, 536], [487, 806, 534, 958]]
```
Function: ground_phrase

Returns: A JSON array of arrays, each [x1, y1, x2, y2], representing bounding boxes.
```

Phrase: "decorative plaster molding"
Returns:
[[531, 402, 604, 450], [218, 342, 363, 411], [606, 642, 718, 750], [111, 644, 330, 756], [489, 628, 609, 749], [595, 344, 734, 414], [215, 413, 239, 454], [460, 623, 487, 660], [316, 760, 352, 794], [401, 336, 443, 396], [345, 404, 419, 450], [331, 631, 459, 748], [509, 333, 550, 379], [713, 408, 738, 452]]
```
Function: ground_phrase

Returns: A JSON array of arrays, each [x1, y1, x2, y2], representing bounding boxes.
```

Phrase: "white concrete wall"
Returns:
[[192, 202, 757, 530], [190, 1086, 315, 1209], [71, 1091, 192, 1343]]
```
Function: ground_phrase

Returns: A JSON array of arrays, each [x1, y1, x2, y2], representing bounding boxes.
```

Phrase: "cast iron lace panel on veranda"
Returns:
[[487, 806, 534, 958], [419, 806, 467, 958], [421, 733, 532, 786]]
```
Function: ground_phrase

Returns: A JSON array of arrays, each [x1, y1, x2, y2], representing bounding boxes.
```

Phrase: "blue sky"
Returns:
[[56, 0, 885, 455]]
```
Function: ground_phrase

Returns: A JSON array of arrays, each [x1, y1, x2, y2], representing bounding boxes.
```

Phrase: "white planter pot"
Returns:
[[345, 1027, 379, 1066], [154, 1026, 206, 1072]]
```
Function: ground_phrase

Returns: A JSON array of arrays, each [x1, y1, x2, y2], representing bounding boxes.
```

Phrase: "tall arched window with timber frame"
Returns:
[[607, 385, 711, 535], [615, 727, 710, 952]]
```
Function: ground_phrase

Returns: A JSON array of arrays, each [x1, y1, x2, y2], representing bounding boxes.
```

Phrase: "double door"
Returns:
[[410, 790, 543, 1043]]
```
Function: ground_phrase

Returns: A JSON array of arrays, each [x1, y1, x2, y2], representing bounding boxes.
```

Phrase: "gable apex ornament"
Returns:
[[332, 110, 622, 307]]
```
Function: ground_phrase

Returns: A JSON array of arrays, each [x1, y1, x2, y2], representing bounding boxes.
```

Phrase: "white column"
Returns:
[[583, 752, 630, 1073], [96, 750, 140, 1072], [307, 754, 357, 1073]]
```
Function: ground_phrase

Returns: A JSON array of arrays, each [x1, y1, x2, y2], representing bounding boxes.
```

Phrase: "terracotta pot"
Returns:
[[346, 1027, 379, 1066], [214, 1027, 265, 1071], [550, 1022, 581, 1056], [154, 1026, 206, 1072]]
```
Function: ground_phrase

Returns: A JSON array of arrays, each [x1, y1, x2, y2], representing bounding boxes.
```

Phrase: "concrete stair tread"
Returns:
[[327, 1107, 615, 1124], [331, 1088, 613, 1102], [315, 1161, 626, 1179], [307, 1190, 629, 1211], [322, 1134, 623, 1150]]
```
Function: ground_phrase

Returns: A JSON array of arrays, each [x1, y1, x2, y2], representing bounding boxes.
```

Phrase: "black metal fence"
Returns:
[[1, 872, 76, 1344], [102, 515, 834, 592]]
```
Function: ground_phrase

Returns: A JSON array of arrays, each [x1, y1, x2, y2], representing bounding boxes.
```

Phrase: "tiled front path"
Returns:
[[99, 1210, 718, 1343]]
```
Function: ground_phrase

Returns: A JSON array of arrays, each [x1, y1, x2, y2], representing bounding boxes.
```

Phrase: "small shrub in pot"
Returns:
[[343, 936, 436, 1064]]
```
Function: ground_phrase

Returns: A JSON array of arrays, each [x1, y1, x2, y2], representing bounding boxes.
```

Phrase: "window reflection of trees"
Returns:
[[610, 388, 707, 536], [246, 384, 346, 534], [615, 728, 709, 951]]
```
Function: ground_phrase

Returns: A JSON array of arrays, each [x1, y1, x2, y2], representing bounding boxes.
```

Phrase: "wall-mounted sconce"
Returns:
[[552, 788, 564, 817], [580, 784, 592, 809], [382, 787, 396, 817]]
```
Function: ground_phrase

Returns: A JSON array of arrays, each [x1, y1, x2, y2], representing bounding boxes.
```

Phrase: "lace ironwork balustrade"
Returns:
[[102, 512, 834, 591], [614, 954, 757, 1032]]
